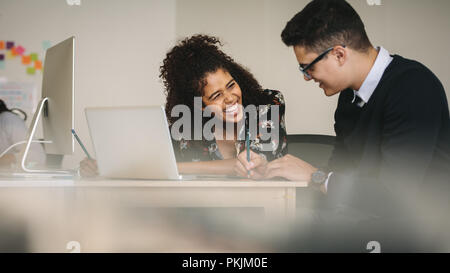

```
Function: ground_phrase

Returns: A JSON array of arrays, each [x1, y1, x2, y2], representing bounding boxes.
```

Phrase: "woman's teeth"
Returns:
[[224, 103, 238, 114]]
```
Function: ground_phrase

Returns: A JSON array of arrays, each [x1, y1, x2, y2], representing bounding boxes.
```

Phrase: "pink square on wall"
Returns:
[[15, 46, 25, 55]]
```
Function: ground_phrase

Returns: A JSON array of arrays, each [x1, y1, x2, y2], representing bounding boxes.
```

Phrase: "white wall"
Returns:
[[176, 0, 450, 135], [1, 0, 449, 167], [176, 0, 339, 136], [0, 0, 176, 167]]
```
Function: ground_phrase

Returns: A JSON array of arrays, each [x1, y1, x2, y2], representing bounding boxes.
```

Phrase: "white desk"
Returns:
[[0, 178, 307, 252], [0, 178, 307, 220]]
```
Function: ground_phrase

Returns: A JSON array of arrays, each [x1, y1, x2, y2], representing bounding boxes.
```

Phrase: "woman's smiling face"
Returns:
[[201, 68, 243, 123]]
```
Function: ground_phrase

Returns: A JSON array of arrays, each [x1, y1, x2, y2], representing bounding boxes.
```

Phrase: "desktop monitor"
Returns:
[[41, 36, 75, 155], [19, 36, 75, 173]]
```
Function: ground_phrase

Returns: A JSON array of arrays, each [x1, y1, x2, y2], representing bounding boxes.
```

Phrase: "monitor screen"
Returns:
[[41, 36, 75, 155]]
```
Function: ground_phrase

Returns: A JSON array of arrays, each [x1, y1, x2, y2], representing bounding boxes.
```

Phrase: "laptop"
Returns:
[[85, 105, 239, 180], [85, 105, 182, 180]]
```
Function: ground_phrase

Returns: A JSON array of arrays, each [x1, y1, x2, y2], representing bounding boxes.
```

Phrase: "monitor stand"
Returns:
[[15, 97, 76, 178]]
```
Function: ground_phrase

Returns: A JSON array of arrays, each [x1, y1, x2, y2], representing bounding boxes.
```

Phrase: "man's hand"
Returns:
[[235, 150, 267, 179], [79, 157, 99, 177], [264, 154, 317, 182]]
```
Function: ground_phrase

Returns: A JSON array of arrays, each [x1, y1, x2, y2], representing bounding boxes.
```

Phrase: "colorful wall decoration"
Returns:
[[0, 40, 50, 75]]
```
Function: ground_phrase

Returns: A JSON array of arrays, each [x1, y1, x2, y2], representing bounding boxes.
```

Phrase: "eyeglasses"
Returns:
[[299, 45, 346, 79]]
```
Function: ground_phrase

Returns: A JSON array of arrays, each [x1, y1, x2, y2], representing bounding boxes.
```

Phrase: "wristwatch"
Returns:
[[310, 169, 328, 190]]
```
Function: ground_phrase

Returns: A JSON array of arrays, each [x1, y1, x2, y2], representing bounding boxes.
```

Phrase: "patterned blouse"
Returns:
[[171, 89, 288, 163]]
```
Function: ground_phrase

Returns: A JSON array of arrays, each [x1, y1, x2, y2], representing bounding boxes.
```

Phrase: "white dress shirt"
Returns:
[[352, 46, 394, 106]]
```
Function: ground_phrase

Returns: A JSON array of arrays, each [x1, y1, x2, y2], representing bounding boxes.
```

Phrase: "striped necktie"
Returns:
[[353, 94, 365, 108]]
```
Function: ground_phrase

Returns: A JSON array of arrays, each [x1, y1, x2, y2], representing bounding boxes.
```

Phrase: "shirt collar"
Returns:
[[353, 46, 393, 105]]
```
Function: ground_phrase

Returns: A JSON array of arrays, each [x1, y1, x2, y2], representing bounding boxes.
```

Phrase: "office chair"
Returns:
[[286, 134, 335, 168], [286, 134, 336, 210]]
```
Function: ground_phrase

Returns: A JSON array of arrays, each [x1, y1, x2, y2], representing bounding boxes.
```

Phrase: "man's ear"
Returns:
[[334, 45, 347, 66]]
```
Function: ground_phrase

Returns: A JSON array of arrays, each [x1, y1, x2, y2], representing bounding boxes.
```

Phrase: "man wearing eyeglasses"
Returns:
[[238, 0, 450, 251]]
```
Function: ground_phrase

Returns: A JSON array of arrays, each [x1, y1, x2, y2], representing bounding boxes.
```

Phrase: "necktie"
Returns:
[[353, 95, 365, 108]]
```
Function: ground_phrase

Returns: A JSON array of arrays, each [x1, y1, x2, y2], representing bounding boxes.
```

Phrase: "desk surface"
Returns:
[[0, 178, 308, 188]]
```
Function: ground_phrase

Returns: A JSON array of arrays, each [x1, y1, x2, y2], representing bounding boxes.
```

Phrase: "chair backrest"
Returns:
[[287, 134, 335, 168]]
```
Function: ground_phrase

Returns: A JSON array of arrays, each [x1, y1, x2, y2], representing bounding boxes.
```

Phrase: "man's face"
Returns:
[[293, 45, 347, 96]]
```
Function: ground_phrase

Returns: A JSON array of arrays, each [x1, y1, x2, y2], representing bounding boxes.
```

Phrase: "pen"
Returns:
[[245, 113, 251, 177], [71, 129, 92, 159]]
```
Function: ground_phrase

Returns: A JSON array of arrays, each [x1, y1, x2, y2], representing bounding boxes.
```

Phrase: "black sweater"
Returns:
[[326, 55, 450, 216]]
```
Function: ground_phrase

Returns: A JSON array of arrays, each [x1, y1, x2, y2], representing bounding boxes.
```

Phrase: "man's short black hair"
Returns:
[[281, 0, 372, 53]]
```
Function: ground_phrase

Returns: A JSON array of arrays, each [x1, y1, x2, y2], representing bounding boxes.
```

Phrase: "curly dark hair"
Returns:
[[0, 99, 9, 114], [160, 34, 268, 125]]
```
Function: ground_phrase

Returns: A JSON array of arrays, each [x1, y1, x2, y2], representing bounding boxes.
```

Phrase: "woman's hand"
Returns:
[[235, 150, 267, 179], [79, 158, 99, 177]]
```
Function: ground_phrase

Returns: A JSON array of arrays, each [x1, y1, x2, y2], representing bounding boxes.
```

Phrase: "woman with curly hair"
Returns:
[[80, 35, 287, 178], [160, 35, 288, 178]]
